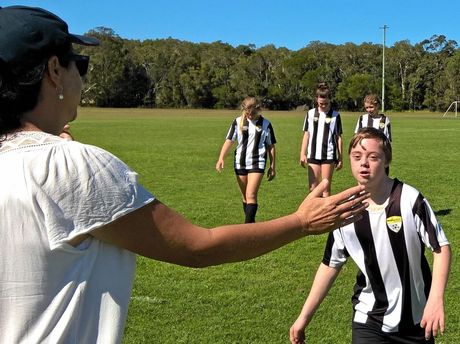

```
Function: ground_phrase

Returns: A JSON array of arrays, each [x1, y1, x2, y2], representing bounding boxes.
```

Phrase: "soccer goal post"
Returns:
[[442, 101, 459, 117]]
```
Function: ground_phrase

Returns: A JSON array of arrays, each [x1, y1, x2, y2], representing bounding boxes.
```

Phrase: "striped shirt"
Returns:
[[226, 115, 276, 170], [303, 108, 342, 161], [355, 114, 392, 141], [323, 179, 449, 333]]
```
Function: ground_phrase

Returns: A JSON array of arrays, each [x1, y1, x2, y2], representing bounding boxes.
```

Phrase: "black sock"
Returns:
[[242, 202, 247, 213], [245, 203, 258, 223]]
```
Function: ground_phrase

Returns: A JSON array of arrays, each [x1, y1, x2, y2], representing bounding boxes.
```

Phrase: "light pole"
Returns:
[[380, 25, 388, 112]]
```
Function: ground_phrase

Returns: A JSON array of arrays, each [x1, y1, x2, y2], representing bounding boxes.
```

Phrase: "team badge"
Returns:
[[256, 125, 262, 132], [325, 117, 331, 124], [314, 117, 319, 122], [387, 216, 402, 233], [242, 126, 249, 131], [379, 122, 385, 129]]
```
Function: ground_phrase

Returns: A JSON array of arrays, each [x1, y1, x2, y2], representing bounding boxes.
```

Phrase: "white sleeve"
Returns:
[[30, 142, 155, 249], [322, 230, 348, 268]]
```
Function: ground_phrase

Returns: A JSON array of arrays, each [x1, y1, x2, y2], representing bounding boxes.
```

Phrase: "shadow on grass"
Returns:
[[434, 209, 452, 217]]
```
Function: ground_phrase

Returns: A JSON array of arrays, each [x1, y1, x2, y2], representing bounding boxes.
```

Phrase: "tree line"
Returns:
[[76, 28, 460, 112]]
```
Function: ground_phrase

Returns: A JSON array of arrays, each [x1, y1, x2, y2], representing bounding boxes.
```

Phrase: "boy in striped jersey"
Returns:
[[290, 128, 451, 344], [355, 94, 392, 142], [216, 97, 276, 223]]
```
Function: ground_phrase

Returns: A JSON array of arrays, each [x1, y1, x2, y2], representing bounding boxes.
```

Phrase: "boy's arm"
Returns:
[[289, 263, 341, 344], [420, 244, 452, 340]]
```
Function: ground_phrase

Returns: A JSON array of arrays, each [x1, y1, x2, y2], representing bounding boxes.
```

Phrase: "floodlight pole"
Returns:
[[380, 25, 388, 112]]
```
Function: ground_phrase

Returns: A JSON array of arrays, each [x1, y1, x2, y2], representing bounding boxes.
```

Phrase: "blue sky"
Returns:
[[2, 0, 459, 50]]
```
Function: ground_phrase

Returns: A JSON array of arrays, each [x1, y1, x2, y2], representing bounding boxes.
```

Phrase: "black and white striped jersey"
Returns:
[[302, 108, 342, 161], [323, 179, 449, 333], [355, 114, 392, 142], [226, 115, 276, 170]]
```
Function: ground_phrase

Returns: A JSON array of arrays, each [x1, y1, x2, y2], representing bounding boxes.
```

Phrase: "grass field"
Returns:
[[73, 108, 459, 343]]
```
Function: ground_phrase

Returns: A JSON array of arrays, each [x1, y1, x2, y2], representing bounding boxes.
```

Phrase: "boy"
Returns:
[[355, 94, 392, 142], [290, 128, 451, 344]]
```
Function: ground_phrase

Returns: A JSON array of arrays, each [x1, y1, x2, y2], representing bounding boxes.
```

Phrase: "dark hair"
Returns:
[[315, 82, 331, 99], [348, 127, 392, 164], [0, 52, 71, 137]]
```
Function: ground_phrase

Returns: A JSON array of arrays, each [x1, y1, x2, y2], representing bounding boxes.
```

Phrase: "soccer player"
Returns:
[[216, 96, 276, 223], [290, 128, 451, 344], [300, 83, 343, 197], [355, 94, 392, 142], [355, 94, 392, 175]]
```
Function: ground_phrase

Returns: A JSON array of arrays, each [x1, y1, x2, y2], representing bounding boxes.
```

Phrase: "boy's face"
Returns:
[[364, 102, 378, 116], [349, 138, 387, 187]]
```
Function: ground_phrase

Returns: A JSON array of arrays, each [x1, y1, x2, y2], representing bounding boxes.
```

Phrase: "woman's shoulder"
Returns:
[[57, 140, 124, 167]]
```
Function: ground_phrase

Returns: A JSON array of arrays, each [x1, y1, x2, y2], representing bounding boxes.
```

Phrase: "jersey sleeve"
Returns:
[[33, 142, 155, 249], [322, 230, 349, 268], [412, 194, 449, 251], [354, 116, 362, 133], [302, 112, 309, 131], [225, 119, 238, 141], [387, 121, 392, 142], [335, 113, 343, 135], [266, 122, 277, 145]]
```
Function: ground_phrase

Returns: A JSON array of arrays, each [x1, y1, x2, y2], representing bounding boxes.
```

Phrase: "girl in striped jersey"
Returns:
[[290, 128, 451, 344], [300, 83, 343, 197], [355, 94, 392, 142], [216, 97, 276, 223]]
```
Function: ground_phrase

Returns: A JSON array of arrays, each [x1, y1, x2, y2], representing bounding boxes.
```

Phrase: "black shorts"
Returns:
[[307, 158, 336, 165], [234, 168, 264, 175], [352, 322, 434, 344]]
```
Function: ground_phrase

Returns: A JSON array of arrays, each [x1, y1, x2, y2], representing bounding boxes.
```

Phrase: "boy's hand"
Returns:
[[421, 297, 445, 340]]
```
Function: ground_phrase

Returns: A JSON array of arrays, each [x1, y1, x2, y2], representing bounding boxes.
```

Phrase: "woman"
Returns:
[[0, 6, 368, 343], [299, 83, 343, 197], [216, 97, 276, 223]]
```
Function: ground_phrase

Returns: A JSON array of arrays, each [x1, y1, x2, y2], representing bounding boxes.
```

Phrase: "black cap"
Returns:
[[0, 6, 99, 66]]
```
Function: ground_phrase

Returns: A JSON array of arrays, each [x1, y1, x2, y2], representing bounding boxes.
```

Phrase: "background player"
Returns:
[[290, 128, 451, 344], [216, 96, 276, 223], [355, 94, 392, 141], [300, 83, 343, 197]]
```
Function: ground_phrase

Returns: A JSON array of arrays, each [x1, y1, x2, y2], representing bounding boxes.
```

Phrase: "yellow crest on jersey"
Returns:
[[387, 216, 402, 233], [325, 117, 331, 123], [379, 122, 385, 129]]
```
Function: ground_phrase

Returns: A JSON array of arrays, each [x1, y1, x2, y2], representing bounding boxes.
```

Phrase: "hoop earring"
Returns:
[[57, 86, 64, 101]]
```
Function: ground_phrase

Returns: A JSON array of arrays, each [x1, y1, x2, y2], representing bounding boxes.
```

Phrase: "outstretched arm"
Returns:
[[420, 244, 451, 340], [290, 263, 341, 344], [90, 180, 368, 267]]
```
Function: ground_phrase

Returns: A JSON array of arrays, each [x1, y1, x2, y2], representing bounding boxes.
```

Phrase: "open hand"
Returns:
[[295, 180, 369, 235]]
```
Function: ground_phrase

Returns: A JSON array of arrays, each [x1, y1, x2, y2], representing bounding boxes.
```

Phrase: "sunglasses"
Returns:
[[60, 54, 90, 77]]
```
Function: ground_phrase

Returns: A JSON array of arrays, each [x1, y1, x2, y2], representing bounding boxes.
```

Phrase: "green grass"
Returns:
[[73, 108, 459, 343]]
